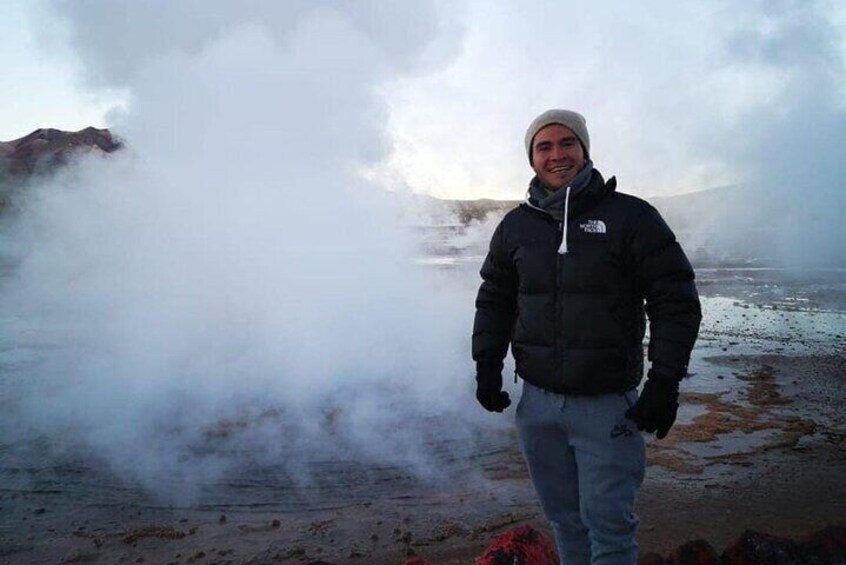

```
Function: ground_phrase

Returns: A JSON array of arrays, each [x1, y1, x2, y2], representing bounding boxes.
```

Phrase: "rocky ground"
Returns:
[[2, 344, 844, 564], [2, 267, 845, 564]]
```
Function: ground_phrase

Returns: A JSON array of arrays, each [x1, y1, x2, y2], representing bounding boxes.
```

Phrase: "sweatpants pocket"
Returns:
[[621, 388, 639, 409]]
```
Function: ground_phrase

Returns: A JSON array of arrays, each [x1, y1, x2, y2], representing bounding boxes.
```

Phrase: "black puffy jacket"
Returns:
[[472, 170, 701, 395]]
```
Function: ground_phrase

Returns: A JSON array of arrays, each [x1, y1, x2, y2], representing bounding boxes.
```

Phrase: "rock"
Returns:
[[802, 524, 846, 563], [60, 549, 98, 563], [121, 526, 185, 544], [475, 525, 558, 565], [722, 529, 807, 564], [403, 559, 434, 565], [667, 539, 720, 564], [638, 552, 665, 565], [641, 525, 846, 565]]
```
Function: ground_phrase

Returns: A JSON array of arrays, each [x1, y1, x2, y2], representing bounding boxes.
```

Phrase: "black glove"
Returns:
[[475, 361, 511, 413], [625, 371, 680, 439]]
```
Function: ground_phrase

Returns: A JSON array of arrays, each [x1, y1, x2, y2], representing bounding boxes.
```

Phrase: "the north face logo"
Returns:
[[580, 219, 607, 234], [610, 423, 634, 438]]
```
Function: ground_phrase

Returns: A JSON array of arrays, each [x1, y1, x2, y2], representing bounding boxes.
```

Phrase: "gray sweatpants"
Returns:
[[516, 381, 645, 565]]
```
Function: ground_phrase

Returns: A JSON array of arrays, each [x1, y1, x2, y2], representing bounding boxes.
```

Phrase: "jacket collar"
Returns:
[[523, 169, 616, 220]]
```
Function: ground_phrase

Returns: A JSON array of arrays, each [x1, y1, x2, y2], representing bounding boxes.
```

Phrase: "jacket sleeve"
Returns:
[[630, 204, 702, 380], [472, 220, 518, 371]]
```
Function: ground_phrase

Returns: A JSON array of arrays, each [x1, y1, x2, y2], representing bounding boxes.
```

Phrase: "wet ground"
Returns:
[[1, 263, 844, 564]]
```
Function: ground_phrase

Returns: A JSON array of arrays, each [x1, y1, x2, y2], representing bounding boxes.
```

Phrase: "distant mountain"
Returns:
[[0, 127, 122, 212], [651, 184, 844, 267], [0, 127, 121, 179], [648, 184, 770, 265]]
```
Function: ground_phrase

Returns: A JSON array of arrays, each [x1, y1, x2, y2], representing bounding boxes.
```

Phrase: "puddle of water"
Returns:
[[698, 296, 845, 348], [678, 429, 782, 460], [673, 402, 708, 427]]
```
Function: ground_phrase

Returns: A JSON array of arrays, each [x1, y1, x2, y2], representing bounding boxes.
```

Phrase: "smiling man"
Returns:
[[472, 109, 702, 565]]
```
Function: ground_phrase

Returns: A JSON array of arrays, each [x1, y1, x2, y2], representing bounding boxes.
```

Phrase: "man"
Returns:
[[472, 109, 701, 565]]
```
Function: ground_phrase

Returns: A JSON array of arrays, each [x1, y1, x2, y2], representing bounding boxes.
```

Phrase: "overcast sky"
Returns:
[[2, 0, 844, 200]]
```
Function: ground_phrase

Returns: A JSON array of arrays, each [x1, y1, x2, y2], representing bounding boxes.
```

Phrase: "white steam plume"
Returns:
[[0, 2, 497, 502], [708, 1, 846, 266]]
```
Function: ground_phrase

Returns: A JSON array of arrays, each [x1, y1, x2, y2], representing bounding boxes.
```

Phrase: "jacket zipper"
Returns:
[[555, 219, 564, 382]]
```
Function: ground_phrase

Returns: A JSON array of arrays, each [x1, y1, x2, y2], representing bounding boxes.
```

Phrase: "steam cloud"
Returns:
[[382, 0, 845, 266], [0, 2, 495, 502], [709, 1, 846, 266]]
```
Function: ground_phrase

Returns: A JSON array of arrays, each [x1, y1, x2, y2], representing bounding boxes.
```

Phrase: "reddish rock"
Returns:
[[638, 552, 666, 565], [0, 127, 121, 178], [475, 525, 557, 565], [666, 539, 720, 564], [403, 559, 434, 565], [802, 524, 846, 563], [721, 529, 806, 564]]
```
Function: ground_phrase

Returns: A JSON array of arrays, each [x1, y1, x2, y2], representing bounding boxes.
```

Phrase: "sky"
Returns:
[[2, 0, 846, 201], [0, 2, 125, 138]]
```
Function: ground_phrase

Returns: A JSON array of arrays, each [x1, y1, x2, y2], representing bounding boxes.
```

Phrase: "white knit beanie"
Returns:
[[525, 109, 590, 163]]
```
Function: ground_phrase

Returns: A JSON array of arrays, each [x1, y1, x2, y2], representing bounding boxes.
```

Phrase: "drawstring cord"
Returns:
[[558, 185, 571, 254]]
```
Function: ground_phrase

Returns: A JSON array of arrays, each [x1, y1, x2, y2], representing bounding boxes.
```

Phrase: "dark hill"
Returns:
[[0, 127, 121, 179]]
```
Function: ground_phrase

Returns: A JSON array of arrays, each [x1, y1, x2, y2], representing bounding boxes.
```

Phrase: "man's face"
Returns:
[[530, 124, 586, 191]]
